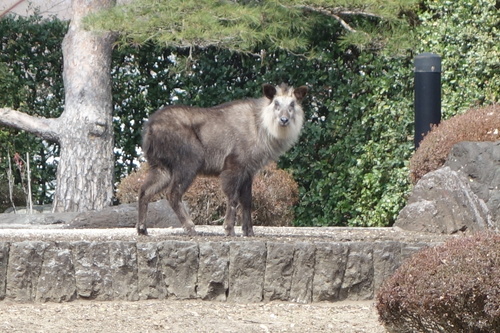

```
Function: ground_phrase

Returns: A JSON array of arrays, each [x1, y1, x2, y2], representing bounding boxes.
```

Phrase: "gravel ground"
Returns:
[[0, 225, 452, 244], [0, 299, 386, 333]]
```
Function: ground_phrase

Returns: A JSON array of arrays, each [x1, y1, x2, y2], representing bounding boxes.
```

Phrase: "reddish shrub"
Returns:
[[251, 163, 298, 226], [376, 232, 500, 332], [117, 162, 298, 226], [410, 104, 500, 184]]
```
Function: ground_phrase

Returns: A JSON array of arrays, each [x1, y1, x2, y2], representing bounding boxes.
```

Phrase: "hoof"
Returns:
[[136, 224, 148, 236], [224, 226, 236, 237], [185, 228, 197, 237], [243, 227, 255, 237]]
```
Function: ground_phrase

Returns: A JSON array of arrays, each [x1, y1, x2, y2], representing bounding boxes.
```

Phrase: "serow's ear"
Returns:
[[294, 86, 308, 101], [263, 84, 277, 100]]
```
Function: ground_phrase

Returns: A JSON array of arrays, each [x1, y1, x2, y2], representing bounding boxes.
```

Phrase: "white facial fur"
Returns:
[[261, 88, 304, 141]]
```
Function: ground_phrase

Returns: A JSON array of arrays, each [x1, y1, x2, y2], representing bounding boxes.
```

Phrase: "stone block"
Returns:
[[263, 242, 295, 302], [6, 241, 49, 301], [137, 242, 167, 300], [373, 241, 402, 292], [401, 242, 430, 262], [159, 240, 199, 299], [228, 241, 266, 303], [0, 242, 9, 300], [312, 242, 348, 302], [109, 241, 139, 301], [36, 242, 77, 302], [197, 242, 229, 301], [289, 242, 315, 303], [72, 242, 113, 300], [340, 242, 374, 301]]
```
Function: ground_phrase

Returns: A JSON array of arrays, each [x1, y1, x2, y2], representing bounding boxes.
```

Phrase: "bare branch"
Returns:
[[0, 108, 61, 142], [292, 5, 383, 33]]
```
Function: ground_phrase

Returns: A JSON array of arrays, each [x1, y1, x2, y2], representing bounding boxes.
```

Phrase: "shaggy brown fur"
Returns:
[[137, 83, 307, 236]]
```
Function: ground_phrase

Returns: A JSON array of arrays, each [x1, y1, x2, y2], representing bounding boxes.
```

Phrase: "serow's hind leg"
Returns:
[[137, 167, 170, 235], [167, 169, 197, 236], [168, 191, 197, 236]]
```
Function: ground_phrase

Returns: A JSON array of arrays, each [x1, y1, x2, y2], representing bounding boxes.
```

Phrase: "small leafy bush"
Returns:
[[0, 177, 26, 212], [409, 104, 500, 184], [117, 162, 298, 226], [376, 232, 500, 333]]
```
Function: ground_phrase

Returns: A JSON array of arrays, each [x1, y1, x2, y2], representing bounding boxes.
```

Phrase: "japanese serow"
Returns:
[[137, 83, 308, 236]]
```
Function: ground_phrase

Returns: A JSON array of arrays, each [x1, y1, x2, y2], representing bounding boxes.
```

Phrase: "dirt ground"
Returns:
[[0, 299, 386, 333]]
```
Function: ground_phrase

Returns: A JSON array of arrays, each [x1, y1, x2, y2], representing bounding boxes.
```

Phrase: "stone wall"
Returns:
[[0, 228, 443, 303]]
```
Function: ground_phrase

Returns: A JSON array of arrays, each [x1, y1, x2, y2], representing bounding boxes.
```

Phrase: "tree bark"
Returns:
[[53, 0, 116, 212], [0, 0, 116, 213]]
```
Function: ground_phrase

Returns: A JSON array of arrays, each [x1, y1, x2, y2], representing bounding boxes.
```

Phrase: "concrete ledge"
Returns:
[[0, 227, 451, 303]]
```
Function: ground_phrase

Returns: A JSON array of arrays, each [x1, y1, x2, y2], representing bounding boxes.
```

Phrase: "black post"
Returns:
[[414, 53, 441, 149]]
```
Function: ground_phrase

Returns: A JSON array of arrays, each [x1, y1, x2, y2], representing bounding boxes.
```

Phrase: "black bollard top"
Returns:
[[414, 53, 441, 73]]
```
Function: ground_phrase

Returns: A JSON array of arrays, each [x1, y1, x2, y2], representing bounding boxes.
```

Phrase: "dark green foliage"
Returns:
[[0, 15, 67, 205], [418, 0, 499, 116], [280, 52, 415, 226], [376, 233, 500, 332], [86, 0, 420, 55]]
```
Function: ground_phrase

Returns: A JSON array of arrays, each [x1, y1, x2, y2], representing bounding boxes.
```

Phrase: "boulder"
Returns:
[[396, 140, 500, 234], [0, 200, 183, 229], [66, 199, 182, 229], [395, 166, 491, 234], [0, 210, 79, 226], [445, 141, 500, 227]]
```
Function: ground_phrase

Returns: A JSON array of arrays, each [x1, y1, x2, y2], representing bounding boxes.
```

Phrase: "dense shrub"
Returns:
[[409, 104, 500, 183], [117, 162, 298, 226], [376, 233, 500, 333]]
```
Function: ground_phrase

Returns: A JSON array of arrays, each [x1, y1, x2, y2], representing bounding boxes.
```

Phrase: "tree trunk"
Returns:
[[0, 0, 116, 213], [53, 0, 116, 212]]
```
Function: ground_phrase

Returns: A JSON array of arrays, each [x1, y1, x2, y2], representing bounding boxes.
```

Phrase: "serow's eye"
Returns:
[[274, 100, 280, 108]]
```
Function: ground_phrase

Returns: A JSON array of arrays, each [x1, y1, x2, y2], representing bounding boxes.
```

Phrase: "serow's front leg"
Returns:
[[239, 177, 254, 237]]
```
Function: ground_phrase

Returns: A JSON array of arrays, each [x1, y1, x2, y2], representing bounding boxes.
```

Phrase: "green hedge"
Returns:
[[0, 15, 66, 206]]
